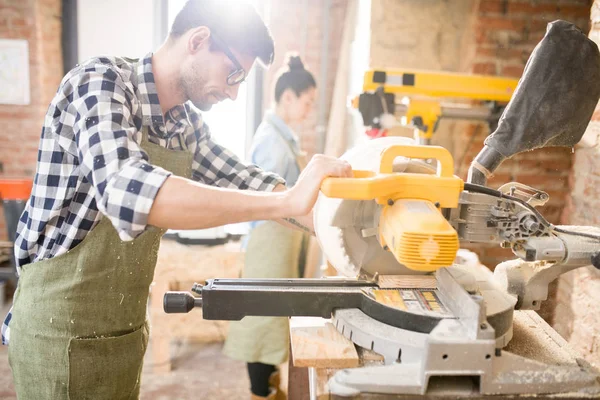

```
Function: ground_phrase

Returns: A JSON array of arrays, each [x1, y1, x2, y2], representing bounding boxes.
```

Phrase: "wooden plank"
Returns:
[[323, 0, 357, 157], [290, 317, 359, 369], [288, 342, 310, 400], [376, 275, 437, 289], [313, 368, 337, 400]]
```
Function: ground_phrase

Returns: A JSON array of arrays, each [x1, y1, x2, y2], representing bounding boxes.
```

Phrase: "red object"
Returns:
[[0, 179, 33, 200], [365, 128, 387, 139]]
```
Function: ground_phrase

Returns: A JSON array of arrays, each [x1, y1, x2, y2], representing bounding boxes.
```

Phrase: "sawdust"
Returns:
[[506, 311, 583, 366]]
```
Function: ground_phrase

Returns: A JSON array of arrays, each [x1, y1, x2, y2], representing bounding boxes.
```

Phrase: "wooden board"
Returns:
[[377, 275, 437, 289], [290, 317, 359, 369]]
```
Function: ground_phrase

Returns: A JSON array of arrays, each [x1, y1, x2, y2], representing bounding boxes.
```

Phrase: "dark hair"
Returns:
[[170, 0, 275, 66], [274, 53, 317, 103]]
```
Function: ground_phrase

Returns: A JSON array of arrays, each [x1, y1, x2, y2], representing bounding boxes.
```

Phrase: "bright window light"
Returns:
[[167, 0, 255, 160]]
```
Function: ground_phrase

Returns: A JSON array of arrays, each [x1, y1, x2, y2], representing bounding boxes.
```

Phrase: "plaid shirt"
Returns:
[[2, 54, 284, 345]]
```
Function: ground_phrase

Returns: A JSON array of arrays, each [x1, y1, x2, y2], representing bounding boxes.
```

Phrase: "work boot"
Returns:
[[250, 388, 277, 400], [268, 371, 280, 389], [269, 371, 287, 400]]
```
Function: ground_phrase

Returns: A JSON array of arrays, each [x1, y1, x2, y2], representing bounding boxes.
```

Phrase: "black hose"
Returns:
[[463, 183, 503, 198]]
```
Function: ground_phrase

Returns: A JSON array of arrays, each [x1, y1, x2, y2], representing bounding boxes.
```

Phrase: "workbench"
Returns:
[[287, 311, 600, 399]]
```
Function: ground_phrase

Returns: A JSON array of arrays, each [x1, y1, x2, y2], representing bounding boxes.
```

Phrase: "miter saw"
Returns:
[[355, 63, 518, 144], [164, 20, 600, 397]]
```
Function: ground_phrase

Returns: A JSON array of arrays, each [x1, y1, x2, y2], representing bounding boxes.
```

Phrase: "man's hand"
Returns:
[[283, 154, 352, 216]]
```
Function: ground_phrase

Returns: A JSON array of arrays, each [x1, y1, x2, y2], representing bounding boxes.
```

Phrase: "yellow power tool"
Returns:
[[320, 144, 462, 271], [355, 69, 518, 144]]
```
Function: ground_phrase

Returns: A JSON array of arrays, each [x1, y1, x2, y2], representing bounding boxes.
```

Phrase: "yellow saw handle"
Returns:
[[379, 144, 454, 177], [320, 144, 463, 207]]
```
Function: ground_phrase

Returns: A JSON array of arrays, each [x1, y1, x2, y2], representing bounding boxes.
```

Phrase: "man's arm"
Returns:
[[71, 70, 350, 239], [148, 155, 351, 230]]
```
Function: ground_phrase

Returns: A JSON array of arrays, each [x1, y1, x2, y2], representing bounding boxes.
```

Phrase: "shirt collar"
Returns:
[[265, 110, 299, 145], [134, 53, 164, 129], [134, 53, 196, 136]]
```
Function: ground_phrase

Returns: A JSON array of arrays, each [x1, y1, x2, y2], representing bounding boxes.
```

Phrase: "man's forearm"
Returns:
[[148, 175, 290, 229], [148, 152, 352, 232]]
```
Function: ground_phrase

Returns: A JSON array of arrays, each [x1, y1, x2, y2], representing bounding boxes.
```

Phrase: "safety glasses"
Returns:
[[211, 32, 246, 86]]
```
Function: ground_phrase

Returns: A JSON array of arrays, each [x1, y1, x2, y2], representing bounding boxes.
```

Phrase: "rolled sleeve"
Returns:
[[192, 124, 285, 191], [103, 159, 170, 240], [70, 70, 171, 240]]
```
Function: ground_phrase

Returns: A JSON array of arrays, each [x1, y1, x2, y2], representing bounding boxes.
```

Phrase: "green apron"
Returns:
[[223, 122, 308, 366], [8, 127, 193, 400], [223, 222, 304, 365]]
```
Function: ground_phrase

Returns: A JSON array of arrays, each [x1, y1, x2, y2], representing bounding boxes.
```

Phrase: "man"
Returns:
[[2, 1, 351, 399]]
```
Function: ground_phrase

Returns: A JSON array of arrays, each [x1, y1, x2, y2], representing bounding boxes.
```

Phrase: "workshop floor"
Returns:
[[0, 303, 251, 400]]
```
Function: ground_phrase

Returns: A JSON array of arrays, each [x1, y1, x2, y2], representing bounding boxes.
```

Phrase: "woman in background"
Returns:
[[223, 54, 317, 400]]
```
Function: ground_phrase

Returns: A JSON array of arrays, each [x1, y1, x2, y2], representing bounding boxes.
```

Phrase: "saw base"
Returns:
[[292, 311, 600, 399], [328, 310, 598, 397]]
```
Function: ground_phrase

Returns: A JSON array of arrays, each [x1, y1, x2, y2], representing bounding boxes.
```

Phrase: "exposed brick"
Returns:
[[263, 0, 347, 157], [473, 62, 498, 75], [559, 4, 596, 18], [478, 16, 528, 32], [479, 0, 508, 14], [507, 2, 561, 15], [0, 0, 63, 240], [550, 0, 600, 368], [501, 64, 525, 77]]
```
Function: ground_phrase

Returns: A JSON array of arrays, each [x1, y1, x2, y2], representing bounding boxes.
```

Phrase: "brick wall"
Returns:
[[371, 0, 590, 268], [552, 0, 600, 369], [262, 0, 348, 157], [459, 0, 590, 268], [0, 0, 63, 240]]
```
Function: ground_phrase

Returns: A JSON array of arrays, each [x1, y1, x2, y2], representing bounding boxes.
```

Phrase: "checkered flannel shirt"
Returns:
[[1, 54, 284, 345]]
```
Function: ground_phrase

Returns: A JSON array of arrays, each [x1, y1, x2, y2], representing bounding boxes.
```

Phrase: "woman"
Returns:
[[223, 54, 317, 400]]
